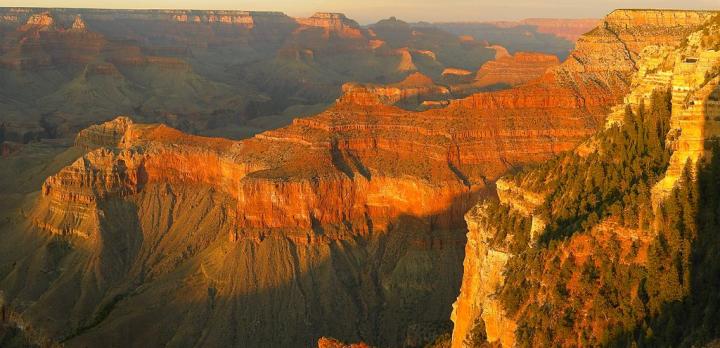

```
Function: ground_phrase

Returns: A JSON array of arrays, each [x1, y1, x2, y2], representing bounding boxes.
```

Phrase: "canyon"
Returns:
[[0, 7, 583, 145], [1, 6, 719, 348], [451, 9, 720, 348]]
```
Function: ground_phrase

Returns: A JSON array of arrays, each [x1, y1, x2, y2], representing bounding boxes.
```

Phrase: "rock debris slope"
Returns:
[[0, 8, 708, 348]]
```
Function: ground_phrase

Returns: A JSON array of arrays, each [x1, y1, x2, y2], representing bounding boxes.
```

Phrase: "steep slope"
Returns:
[[342, 72, 450, 108], [451, 11, 720, 348], [448, 52, 560, 96], [0, 9, 704, 348], [0, 8, 500, 142], [0, 10, 266, 140]]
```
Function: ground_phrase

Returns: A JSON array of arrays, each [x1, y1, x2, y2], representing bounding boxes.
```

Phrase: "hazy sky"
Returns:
[[2, 0, 719, 24]]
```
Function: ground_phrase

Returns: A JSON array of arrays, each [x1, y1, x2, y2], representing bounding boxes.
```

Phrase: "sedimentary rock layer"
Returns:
[[2, 8, 705, 348], [451, 9, 720, 348]]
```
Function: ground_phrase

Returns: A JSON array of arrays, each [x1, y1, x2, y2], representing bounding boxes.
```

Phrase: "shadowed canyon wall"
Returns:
[[1, 7, 715, 348]]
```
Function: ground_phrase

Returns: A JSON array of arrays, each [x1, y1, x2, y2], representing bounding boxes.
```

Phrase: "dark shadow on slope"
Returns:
[[0, 182, 485, 348]]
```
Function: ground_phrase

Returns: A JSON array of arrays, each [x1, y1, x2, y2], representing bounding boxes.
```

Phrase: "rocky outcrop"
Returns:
[[74, 116, 134, 150], [297, 12, 362, 38], [652, 25, 720, 204], [450, 9, 719, 348], [395, 48, 417, 72], [5, 7, 716, 348], [13, 20, 642, 341], [442, 68, 473, 77], [450, 176, 547, 348], [21, 12, 53, 29], [70, 15, 86, 30], [450, 204, 515, 348], [451, 52, 559, 94], [342, 72, 450, 106]]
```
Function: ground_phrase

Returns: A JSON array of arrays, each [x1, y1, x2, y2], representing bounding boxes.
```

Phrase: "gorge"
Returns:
[[1, 6, 720, 348]]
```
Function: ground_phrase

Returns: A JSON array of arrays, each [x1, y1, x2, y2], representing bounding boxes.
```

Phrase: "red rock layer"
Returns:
[[37, 7, 692, 240], [12, 9, 715, 348], [450, 9, 720, 348], [342, 72, 450, 106], [463, 52, 560, 91]]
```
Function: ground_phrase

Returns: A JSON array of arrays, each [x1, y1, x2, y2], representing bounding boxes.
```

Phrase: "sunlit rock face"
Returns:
[[1, 9, 660, 348], [448, 52, 560, 94], [4, 7, 714, 348], [450, 9, 720, 348], [342, 72, 451, 107], [452, 11, 720, 347], [0, 7, 498, 143]]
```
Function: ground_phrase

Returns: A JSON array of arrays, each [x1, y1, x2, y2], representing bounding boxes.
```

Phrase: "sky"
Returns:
[[1, 0, 719, 24]]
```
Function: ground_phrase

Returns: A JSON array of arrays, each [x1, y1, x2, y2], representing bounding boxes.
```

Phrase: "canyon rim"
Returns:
[[1, 3, 720, 348]]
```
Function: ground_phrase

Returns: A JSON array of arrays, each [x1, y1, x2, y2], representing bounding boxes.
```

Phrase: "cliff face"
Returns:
[[451, 10, 720, 348], [454, 52, 559, 93], [3, 8, 711, 348], [343, 72, 450, 107], [0, 10, 677, 348], [448, 8, 700, 120], [296, 12, 364, 38], [0, 8, 501, 143], [450, 176, 547, 347]]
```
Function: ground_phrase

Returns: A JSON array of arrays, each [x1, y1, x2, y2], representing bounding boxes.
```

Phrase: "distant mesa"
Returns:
[[71, 15, 86, 30], [473, 51, 561, 90], [340, 72, 450, 107], [296, 12, 363, 38], [444, 50, 560, 96], [488, 44, 511, 59], [484, 18, 601, 42], [442, 68, 473, 77], [20, 11, 54, 30], [395, 47, 417, 72]]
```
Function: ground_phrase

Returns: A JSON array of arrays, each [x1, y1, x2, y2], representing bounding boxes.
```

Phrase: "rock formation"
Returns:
[[0, 8, 502, 142], [474, 52, 559, 88], [0, 9, 691, 347], [342, 72, 450, 107], [296, 12, 364, 38], [2, 7, 715, 348], [450, 9, 720, 348], [449, 52, 560, 95]]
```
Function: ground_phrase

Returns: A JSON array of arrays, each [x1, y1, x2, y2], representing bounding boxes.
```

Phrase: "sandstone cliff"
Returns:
[[451, 10, 720, 347], [342, 72, 450, 107], [0, 35, 632, 347], [2, 8, 709, 348], [449, 52, 559, 96], [0, 8, 501, 143]]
